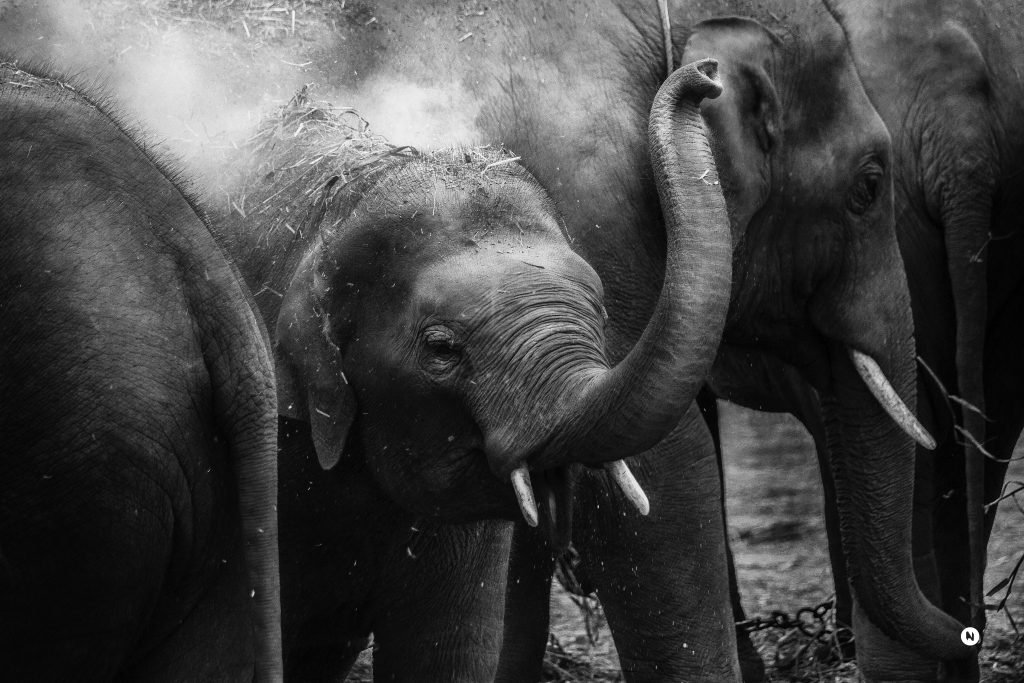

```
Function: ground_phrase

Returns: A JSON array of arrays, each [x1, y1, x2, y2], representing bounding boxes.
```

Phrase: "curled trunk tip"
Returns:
[[673, 58, 723, 103]]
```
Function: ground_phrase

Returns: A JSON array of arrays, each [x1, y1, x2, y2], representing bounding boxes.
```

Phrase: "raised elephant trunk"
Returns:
[[511, 60, 731, 510]]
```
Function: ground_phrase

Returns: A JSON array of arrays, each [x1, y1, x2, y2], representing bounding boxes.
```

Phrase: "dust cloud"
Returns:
[[0, 0, 484, 190]]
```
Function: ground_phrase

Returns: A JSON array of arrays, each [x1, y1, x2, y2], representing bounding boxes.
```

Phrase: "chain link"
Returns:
[[736, 598, 837, 644]]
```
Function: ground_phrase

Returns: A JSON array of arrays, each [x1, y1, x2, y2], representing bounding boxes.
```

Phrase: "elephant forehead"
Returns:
[[764, 14, 888, 150], [409, 250, 604, 319]]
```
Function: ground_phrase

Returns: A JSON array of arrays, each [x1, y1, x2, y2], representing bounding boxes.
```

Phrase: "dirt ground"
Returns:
[[2, 2, 1021, 680]]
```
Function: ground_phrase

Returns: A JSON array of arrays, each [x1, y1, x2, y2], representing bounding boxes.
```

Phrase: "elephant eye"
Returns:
[[421, 325, 463, 374], [847, 164, 883, 215]]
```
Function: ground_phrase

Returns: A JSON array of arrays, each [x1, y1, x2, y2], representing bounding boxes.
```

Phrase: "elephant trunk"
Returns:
[[537, 59, 731, 471], [942, 194, 991, 632], [826, 328, 973, 661]]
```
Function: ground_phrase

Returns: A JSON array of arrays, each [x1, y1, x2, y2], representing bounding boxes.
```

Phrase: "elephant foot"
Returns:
[[736, 628, 766, 683]]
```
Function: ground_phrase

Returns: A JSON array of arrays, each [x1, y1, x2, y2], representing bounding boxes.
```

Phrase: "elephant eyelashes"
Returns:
[[847, 164, 884, 215], [421, 325, 463, 374]]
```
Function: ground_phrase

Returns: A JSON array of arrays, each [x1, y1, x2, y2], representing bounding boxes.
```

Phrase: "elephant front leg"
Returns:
[[725, 538, 766, 683], [705, 389, 767, 683], [495, 521, 555, 683], [815, 438, 856, 660], [370, 520, 513, 682], [573, 405, 741, 682]]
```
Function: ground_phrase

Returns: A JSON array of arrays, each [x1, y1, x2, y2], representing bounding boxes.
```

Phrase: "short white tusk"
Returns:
[[849, 349, 937, 450], [606, 460, 650, 516], [510, 466, 539, 527]]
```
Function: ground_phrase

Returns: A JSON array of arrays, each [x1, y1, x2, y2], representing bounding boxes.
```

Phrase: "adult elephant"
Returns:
[[302, 1, 973, 679], [0, 62, 282, 680], [215, 62, 730, 681], [717, 2, 1024, 680], [834, 5, 1024, 679]]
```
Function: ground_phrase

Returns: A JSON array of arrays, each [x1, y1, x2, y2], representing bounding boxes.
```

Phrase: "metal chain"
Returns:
[[736, 598, 838, 644]]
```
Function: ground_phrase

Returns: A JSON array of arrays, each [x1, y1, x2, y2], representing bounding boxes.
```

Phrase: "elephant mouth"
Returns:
[[507, 457, 651, 546], [774, 332, 835, 392], [833, 341, 936, 449], [805, 337, 934, 450], [534, 466, 574, 550], [755, 332, 935, 451], [507, 464, 575, 549]]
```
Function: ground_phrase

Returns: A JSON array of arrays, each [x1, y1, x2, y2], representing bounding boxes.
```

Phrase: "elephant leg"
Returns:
[[282, 588, 368, 683], [277, 418, 376, 683], [573, 403, 740, 682], [495, 521, 554, 683], [928, 439, 980, 681], [933, 460, 972, 623], [284, 619, 367, 683], [703, 392, 766, 683], [123, 526, 256, 682], [725, 538, 766, 683], [371, 520, 513, 682], [0, 454, 180, 681], [816, 442, 854, 654]]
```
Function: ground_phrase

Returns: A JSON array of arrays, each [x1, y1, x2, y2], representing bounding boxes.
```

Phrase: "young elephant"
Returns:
[[219, 64, 729, 680], [0, 63, 282, 680]]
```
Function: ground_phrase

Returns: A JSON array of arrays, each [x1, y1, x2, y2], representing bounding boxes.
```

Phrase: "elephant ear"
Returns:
[[681, 17, 782, 231], [275, 252, 356, 471]]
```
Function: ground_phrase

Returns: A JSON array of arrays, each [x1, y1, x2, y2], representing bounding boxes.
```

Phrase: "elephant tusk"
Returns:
[[510, 466, 539, 527], [606, 459, 651, 516], [849, 348, 937, 450]]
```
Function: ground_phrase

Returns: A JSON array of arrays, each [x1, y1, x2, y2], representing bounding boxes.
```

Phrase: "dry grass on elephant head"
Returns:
[[221, 86, 525, 242]]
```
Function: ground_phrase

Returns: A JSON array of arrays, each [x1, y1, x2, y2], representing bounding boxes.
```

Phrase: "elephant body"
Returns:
[[718, 2, 1024, 680], [834, 2, 1024, 648], [275, 2, 976, 680], [217, 70, 730, 680], [0, 63, 282, 681]]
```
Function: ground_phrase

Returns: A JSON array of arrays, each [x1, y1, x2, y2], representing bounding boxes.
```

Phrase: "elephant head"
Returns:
[[273, 62, 729, 536], [679, 18, 972, 661]]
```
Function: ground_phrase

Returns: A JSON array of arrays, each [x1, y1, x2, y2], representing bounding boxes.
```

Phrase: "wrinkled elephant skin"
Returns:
[[0, 63, 283, 681]]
